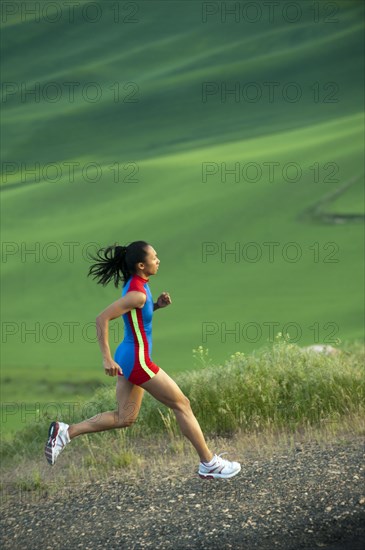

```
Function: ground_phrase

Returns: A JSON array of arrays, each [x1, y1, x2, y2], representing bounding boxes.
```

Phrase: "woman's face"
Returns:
[[139, 245, 160, 276]]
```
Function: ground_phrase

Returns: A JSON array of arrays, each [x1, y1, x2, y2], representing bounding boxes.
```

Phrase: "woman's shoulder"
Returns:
[[126, 274, 148, 294]]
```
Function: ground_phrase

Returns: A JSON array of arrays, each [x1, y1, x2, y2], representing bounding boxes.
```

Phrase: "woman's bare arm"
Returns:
[[96, 291, 146, 369]]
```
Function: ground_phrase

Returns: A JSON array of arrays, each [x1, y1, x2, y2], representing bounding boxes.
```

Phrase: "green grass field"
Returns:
[[1, 1, 364, 437]]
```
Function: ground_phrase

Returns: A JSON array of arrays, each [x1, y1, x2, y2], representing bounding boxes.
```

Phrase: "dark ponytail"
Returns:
[[87, 241, 150, 288]]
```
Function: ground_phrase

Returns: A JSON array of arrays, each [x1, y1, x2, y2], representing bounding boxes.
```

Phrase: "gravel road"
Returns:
[[1, 435, 364, 550]]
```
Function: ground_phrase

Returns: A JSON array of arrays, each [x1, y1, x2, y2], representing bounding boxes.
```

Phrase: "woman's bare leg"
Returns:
[[141, 369, 213, 462], [68, 376, 144, 439]]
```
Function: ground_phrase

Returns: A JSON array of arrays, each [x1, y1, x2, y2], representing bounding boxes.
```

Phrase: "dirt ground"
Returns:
[[1, 432, 364, 549]]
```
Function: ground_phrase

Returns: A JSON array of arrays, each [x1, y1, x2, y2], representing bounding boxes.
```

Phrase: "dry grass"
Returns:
[[1, 339, 363, 502]]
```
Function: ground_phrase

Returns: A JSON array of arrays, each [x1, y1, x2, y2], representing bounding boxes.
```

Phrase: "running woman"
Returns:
[[44, 241, 241, 479]]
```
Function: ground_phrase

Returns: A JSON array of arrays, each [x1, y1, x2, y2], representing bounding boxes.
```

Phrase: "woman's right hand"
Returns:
[[103, 357, 123, 377]]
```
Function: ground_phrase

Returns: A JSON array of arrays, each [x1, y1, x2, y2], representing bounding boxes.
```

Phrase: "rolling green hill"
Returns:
[[1, 1, 364, 436]]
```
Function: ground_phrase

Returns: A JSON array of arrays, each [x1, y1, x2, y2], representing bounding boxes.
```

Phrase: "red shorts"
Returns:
[[114, 340, 160, 385]]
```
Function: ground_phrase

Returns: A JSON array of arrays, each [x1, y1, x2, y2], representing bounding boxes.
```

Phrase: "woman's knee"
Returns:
[[114, 410, 139, 428], [173, 394, 191, 413]]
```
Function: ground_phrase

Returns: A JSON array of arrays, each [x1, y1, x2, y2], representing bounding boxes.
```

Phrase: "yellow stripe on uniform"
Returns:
[[130, 309, 155, 378]]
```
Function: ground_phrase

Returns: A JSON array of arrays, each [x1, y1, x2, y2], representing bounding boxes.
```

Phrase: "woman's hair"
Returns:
[[87, 241, 150, 287]]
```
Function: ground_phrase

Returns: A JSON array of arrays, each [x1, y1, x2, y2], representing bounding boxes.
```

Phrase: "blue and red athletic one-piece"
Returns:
[[114, 274, 160, 385]]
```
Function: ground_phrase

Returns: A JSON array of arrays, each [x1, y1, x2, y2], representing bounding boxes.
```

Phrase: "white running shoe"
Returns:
[[44, 421, 70, 465], [198, 452, 241, 479]]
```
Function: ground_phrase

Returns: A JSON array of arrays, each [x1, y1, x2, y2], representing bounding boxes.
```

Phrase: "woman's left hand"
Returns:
[[156, 292, 172, 308]]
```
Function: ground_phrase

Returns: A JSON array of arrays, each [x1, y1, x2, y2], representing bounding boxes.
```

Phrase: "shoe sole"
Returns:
[[199, 464, 241, 479], [44, 421, 58, 465]]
